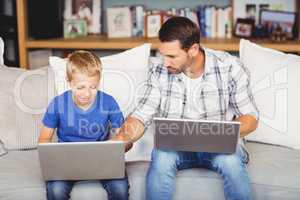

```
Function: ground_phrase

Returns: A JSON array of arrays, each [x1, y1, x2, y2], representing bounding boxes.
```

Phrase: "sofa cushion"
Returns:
[[49, 43, 151, 115], [1, 142, 299, 200], [0, 66, 23, 150], [0, 66, 55, 150], [240, 39, 300, 149]]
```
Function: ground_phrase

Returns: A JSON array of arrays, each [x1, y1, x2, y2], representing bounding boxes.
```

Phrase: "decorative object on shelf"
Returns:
[[63, 19, 88, 38], [259, 9, 297, 40], [64, 0, 101, 34], [145, 12, 163, 38], [106, 6, 132, 38], [270, 23, 287, 42], [233, 0, 296, 30], [234, 18, 255, 38], [252, 24, 269, 38], [246, 4, 256, 20]]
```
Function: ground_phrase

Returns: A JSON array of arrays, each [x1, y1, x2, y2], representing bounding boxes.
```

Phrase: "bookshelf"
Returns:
[[17, 0, 300, 69]]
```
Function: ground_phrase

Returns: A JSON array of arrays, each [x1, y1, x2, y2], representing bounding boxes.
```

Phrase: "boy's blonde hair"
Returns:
[[66, 50, 101, 81]]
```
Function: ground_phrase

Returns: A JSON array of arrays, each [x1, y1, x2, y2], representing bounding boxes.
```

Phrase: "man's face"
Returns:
[[158, 40, 191, 74], [69, 72, 100, 108]]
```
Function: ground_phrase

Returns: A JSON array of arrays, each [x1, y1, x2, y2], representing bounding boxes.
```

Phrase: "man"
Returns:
[[112, 16, 259, 200]]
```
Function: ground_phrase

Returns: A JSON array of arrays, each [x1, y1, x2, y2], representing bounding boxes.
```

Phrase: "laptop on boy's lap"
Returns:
[[38, 141, 125, 181], [153, 117, 240, 154]]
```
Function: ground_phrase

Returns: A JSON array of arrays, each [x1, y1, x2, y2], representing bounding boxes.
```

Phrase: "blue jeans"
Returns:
[[46, 176, 129, 200], [146, 145, 251, 200]]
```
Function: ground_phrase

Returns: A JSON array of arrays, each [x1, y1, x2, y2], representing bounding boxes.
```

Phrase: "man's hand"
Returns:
[[110, 116, 146, 152], [235, 114, 258, 138], [110, 134, 133, 152]]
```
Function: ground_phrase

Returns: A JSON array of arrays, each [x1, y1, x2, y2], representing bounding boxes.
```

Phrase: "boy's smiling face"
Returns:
[[69, 72, 100, 109]]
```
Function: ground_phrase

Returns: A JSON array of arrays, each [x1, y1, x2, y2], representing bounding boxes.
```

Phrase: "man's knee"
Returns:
[[150, 149, 179, 170], [214, 153, 244, 169]]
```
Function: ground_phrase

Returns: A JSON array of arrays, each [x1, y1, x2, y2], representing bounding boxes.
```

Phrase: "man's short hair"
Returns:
[[159, 16, 200, 50], [66, 50, 101, 81]]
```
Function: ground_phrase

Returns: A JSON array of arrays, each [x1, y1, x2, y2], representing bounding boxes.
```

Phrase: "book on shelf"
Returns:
[[64, 2, 234, 39], [197, 5, 232, 39], [131, 5, 145, 37]]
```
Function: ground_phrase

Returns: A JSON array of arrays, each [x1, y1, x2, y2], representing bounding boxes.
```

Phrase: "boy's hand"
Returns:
[[38, 126, 55, 143], [110, 134, 133, 152]]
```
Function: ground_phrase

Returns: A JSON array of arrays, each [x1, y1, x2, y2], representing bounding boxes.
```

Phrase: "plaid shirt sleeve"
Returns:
[[130, 64, 162, 126], [229, 57, 259, 121]]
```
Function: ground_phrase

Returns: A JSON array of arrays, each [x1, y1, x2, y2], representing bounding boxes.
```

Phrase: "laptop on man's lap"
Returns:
[[154, 117, 240, 154]]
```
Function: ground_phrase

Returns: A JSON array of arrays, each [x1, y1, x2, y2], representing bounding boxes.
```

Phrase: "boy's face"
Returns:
[[69, 72, 100, 109]]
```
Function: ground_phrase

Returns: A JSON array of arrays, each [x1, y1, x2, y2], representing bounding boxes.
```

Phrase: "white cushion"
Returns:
[[0, 37, 4, 65], [0, 66, 55, 150], [49, 44, 154, 161], [240, 39, 300, 149]]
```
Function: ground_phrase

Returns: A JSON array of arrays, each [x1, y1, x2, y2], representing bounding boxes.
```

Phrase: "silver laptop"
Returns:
[[38, 141, 125, 181], [154, 117, 240, 154]]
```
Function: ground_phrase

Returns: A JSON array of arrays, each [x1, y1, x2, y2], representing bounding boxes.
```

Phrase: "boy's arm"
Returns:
[[38, 125, 55, 143]]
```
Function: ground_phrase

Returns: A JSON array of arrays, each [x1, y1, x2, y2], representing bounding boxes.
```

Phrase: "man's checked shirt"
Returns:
[[131, 47, 259, 127]]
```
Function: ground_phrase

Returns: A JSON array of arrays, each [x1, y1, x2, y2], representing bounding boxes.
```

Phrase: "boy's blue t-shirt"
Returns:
[[42, 90, 124, 142]]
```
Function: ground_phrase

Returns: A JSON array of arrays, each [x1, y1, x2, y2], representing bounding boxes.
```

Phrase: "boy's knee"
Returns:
[[103, 179, 129, 200], [47, 186, 70, 200], [46, 181, 72, 200]]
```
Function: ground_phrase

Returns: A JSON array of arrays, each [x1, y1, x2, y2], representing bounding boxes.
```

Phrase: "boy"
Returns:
[[39, 50, 129, 200]]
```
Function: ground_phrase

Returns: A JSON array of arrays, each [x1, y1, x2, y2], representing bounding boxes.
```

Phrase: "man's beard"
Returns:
[[166, 66, 185, 74], [167, 67, 178, 74]]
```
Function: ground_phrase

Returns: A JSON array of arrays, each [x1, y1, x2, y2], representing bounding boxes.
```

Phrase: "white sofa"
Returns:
[[1, 39, 300, 200]]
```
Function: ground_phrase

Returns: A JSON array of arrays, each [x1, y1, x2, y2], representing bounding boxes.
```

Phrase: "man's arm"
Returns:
[[116, 116, 145, 142], [229, 57, 259, 137], [235, 114, 258, 138], [111, 116, 145, 151], [38, 125, 55, 143], [111, 64, 163, 151]]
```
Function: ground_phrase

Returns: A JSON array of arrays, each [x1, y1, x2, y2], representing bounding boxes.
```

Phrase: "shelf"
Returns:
[[17, 0, 300, 69], [26, 35, 160, 49], [25, 35, 300, 53]]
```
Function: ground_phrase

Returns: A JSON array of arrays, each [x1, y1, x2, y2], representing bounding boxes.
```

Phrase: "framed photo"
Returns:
[[64, 19, 88, 38], [64, 0, 102, 34], [233, 0, 296, 25], [259, 10, 297, 39], [234, 18, 255, 38], [145, 13, 163, 38], [106, 6, 132, 38]]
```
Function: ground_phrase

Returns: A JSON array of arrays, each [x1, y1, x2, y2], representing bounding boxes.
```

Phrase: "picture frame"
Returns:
[[106, 6, 132, 38], [233, 0, 296, 26], [234, 18, 255, 38], [64, 0, 102, 34], [63, 19, 88, 38], [145, 13, 163, 38], [259, 9, 297, 39]]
